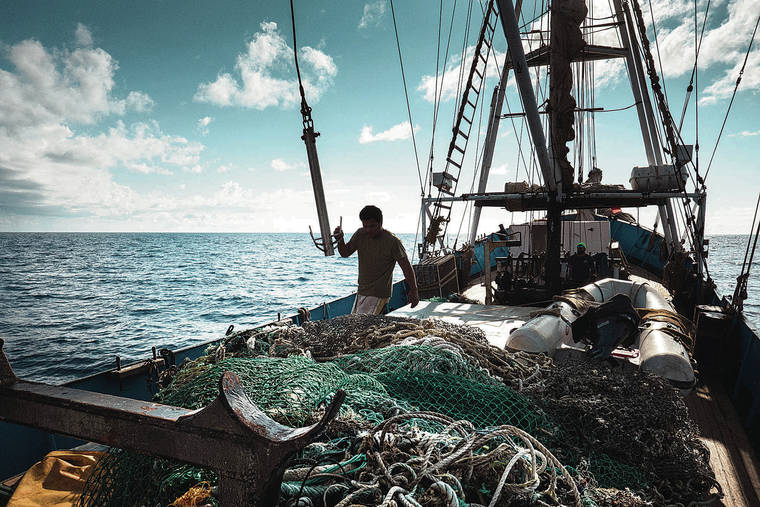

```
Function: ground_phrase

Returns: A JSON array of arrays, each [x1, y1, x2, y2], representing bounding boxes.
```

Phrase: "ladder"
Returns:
[[424, 0, 500, 255]]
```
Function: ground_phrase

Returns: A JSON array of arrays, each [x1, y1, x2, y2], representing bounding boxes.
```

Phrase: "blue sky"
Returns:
[[0, 0, 758, 239]]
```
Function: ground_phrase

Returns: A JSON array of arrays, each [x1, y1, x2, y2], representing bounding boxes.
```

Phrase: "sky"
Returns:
[[0, 0, 758, 240]]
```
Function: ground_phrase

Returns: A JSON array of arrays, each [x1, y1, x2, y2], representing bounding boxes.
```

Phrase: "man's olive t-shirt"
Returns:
[[346, 228, 407, 298]]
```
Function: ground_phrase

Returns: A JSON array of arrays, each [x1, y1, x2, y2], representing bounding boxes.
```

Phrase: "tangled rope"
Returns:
[[78, 314, 718, 507]]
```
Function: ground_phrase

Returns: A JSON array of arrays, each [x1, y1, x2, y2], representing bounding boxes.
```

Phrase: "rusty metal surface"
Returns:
[[0, 341, 345, 506]]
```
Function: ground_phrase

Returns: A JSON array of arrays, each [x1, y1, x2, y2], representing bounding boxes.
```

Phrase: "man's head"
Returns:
[[577, 242, 586, 254], [360, 205, 383, 238]]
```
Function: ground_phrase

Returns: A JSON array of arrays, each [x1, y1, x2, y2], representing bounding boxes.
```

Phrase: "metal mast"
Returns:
[[495, 0, 564, 292], [614, 0, 679, 250], [495, 0, 558, 194]]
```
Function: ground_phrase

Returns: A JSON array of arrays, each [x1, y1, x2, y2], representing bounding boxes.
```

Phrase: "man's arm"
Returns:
[[397, 256, 419, 308], [334, 226, 357, 257]]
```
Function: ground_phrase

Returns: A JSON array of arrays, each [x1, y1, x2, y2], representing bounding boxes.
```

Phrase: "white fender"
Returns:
[[504, 301, 576, 353]]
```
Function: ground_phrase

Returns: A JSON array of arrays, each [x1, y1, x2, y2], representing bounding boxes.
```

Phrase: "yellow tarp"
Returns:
[[8, 450, 103, 507]]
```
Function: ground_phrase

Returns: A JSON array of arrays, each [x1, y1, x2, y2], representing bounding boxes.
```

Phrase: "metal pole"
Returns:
[[469, 0, 524, 245], [303, 126, 334, 256], [495, 0, 558, 195], [612, 0, 655, 165], [420, 200, 427, 259], [696, 192, 707, 276], [613, 0, 674, 248], [620, 0, 679, 247], [484, 239, 493, 304], [469, 86, 502, 245]]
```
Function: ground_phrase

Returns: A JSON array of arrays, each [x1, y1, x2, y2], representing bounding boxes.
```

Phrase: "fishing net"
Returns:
[[78, 314, 719, 506]]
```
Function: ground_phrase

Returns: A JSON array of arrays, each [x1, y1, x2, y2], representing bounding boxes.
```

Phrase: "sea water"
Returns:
[[0, 232, 757, 384], [0, 233, 418, 383]]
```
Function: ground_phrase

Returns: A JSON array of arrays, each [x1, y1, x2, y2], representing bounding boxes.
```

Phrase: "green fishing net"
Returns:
[[77, 315, 717, 507]]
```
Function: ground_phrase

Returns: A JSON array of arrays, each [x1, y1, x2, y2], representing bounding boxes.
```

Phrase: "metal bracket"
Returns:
[[0, 340, 345, 506], [310, 215, 341, 255]]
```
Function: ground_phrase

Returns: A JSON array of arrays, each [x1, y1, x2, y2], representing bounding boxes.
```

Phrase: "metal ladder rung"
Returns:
[[466, 99, 477, 109], [457, 130, 469, 141], [439, 188, 455, 196], [453, 144, 466, 155], [434, 203, 452, 210], [446, 157, 462, 169], [460, 115, 472, 125]]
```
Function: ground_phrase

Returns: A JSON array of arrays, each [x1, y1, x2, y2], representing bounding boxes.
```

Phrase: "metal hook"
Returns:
[[309, 216, 342, 254]]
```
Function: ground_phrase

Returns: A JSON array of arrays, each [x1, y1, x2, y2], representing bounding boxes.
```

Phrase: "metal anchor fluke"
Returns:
[[0, 341, 346, 506]]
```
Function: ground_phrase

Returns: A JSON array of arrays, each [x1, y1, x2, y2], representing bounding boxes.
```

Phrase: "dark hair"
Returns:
[[359, 205, 383, 223]]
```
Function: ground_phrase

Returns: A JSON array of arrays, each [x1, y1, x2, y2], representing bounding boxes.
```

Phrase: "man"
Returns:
[[334, 205, 420, 314], [568, 242, 596, 283]]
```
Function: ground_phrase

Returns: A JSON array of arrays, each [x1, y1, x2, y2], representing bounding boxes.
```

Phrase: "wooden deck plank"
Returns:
[[686, 379, 760, 506]]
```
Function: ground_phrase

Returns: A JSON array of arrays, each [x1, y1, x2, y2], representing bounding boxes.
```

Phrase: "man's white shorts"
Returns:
[[351, 294, 390, 315]]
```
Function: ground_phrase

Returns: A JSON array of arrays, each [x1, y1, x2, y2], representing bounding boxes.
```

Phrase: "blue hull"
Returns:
[[0, 284, 409, 480]]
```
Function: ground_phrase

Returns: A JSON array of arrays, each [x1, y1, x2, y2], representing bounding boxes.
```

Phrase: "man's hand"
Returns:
[[334, 226, 356, 257], [333, 225, 344, 243], [397, 257, 420, 308], [408, 286, 420, 308]]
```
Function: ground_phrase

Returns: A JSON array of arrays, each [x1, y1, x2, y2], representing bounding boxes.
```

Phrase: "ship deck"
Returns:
[[687, 379, 760, 506]]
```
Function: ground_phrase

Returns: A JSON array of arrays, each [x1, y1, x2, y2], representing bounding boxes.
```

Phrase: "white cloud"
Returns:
[[75, 23, 93, 47], [271, 158, 303, 171], [418, 45, 507, 102], [194, 22, 337, 109], [359, 121, 419, 143], [1, 40, 117, 126], [728, 129, 760, 137], [0, 36, 204, 220], [126, 91, 154, 112], [640, 0, 760, 102], [216, 164, 232, 173], [197, 116, 213, 135], [700, 47, 759, 104], [490, 163, 509, 175], [358, 1, 386, 30], [0, 38, 155, 130]]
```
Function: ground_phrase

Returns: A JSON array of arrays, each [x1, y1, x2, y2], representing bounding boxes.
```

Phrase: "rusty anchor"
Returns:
[[0, 339, 345, 506]]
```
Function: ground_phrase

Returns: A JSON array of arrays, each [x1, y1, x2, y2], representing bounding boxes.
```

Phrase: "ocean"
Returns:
[[0, 232, 757, 384]]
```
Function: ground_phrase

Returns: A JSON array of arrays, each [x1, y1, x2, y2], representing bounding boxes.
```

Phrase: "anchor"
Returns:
[[0, 339, 345, 506]]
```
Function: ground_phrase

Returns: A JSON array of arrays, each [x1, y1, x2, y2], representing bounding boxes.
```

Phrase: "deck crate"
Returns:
[[413, 254, 459, 299]]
